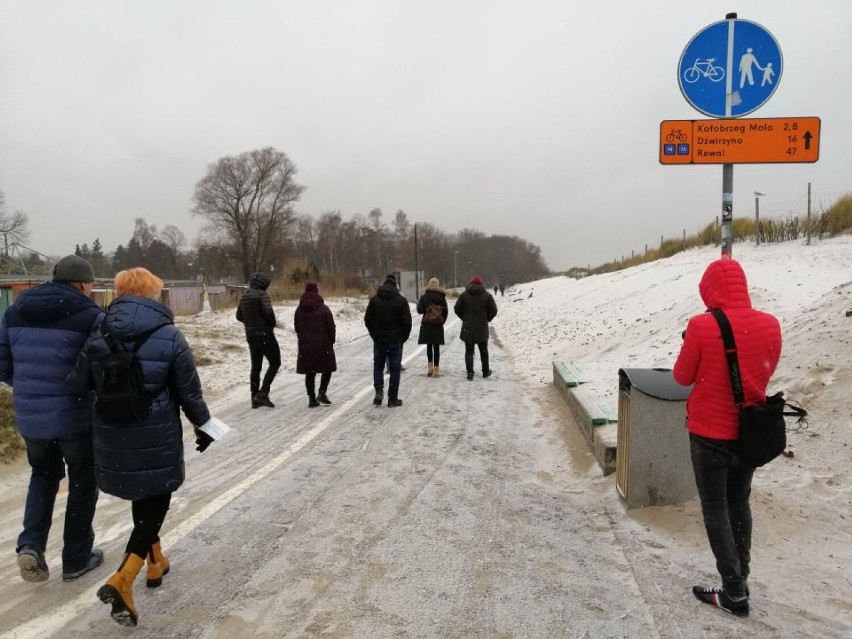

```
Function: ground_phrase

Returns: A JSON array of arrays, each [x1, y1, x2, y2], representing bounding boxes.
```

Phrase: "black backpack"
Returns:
[[94, 324, 152, 424]]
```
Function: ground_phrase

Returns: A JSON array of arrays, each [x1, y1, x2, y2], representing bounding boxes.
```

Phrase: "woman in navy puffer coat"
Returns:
[[73, 268, 211, 627]]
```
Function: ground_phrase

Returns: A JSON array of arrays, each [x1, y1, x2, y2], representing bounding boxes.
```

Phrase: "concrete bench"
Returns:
[[552, 360, 589, 389], [593, 423, 618, 476], [552, 360, 618, 475]]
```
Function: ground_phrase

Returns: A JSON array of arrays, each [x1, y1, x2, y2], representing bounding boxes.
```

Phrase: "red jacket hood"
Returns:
[[699, 258, 752, 311]]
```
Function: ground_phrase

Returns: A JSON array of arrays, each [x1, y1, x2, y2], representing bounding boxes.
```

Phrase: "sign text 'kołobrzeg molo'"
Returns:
[[659, 116, 820, 164]]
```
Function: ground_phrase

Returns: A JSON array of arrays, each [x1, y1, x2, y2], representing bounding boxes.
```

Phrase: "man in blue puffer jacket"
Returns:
[[0, 255, 105, 583]]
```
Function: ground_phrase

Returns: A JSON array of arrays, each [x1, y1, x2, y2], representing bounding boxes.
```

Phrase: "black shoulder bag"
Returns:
[[711, 309, 807, 467]]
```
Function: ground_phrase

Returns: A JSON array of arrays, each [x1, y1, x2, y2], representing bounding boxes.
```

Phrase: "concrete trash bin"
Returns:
[[616, 368, 695, 509]]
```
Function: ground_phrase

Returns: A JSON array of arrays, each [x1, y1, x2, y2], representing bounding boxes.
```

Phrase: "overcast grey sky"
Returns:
[[1, 0, 850, 271]]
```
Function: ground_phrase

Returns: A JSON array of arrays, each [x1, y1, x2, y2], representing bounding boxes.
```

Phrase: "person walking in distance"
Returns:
[[0, 255, 105, 583], [416, 277, 448, 377], [72, 267, 215, 627], [365, 274, 412, 407], [236, 272, 280, 408], [454, 275, 497, 380], [294, 282, 337, 408], [674, 258, 781, 618]]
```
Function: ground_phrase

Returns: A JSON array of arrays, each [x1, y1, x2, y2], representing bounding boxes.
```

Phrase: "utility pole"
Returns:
[[754, 191, 765, 245], [454, 251, 458, 288], [414, 223, 419, 300], [807, 182, 812, 245]]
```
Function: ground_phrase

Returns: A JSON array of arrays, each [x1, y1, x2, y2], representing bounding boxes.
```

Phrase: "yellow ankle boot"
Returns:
[[146, 541, 170, 588], [97, 553, 145, 626], [433, 366, 440, 377], [427, 362, 434, 376]]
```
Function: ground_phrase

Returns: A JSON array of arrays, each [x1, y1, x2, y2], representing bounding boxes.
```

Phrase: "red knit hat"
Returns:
[[470, 276, 483, 285]]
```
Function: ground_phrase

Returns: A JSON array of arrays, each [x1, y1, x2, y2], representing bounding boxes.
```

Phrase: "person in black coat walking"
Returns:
[[236, 272, 280, 408], [294, 282, 337, 408], [416, 277, 448, 377], [454, 275, 498, 380], [364, 275, 412, 407]]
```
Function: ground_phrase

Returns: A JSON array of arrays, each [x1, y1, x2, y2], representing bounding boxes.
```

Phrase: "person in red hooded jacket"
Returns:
[[674, 258, 781, 618]]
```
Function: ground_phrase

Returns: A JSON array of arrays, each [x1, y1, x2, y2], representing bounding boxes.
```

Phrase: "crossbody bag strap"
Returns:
[[710, 309, 746, 406]]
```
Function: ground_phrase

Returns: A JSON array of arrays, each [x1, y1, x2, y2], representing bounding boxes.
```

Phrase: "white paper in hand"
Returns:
[[198, 416, 231, 440]]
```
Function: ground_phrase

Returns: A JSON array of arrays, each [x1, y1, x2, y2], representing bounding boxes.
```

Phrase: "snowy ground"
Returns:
[[0, 237, 850, 638]]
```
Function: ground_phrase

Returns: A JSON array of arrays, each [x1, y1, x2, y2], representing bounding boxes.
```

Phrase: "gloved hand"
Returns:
[[195, 428, 214, 453]]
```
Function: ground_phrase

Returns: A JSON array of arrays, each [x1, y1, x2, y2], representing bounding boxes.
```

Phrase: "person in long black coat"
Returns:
[[416, 277, 448, 377], [454, 275, 498, 380], [294, 282, 337, 407]]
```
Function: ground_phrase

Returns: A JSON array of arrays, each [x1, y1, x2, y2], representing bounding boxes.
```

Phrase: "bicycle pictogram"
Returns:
[[683, 58, 725, 84], [665, 129, 687, 143]]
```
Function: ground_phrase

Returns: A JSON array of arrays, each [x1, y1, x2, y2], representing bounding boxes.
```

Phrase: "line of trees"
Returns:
[[1, 148, 550, 288]]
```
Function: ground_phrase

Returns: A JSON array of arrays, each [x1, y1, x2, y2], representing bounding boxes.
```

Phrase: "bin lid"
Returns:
[[618, 368, 692, 401]]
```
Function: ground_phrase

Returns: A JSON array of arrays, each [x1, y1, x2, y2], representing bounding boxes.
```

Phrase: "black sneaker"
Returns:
[[62, 548, 104, 581], [388, 397, 403, 407], [308, 398, 320, 408], [692, 585, 749, 617], [466, 371, 474, 381], [482, 369, 492, 378], [18, 546, 49, 582], [317, 393, 331, 405]]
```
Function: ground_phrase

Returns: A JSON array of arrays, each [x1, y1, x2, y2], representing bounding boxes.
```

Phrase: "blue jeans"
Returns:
[[18, 432, 99, 572], [373, 342, 403, 398], [690, 433, 754, 598]]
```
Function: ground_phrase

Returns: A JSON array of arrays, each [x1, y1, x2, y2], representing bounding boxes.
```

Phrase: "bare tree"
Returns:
[[393, 209, 410, 239], [132, 217, 157, 250], [315, 210, 343, 274], [292, 214, 317, 262], [160, 224, 187, 275], [0, 191, 30, 257], [192, 147, 306, 281], [161, 224, 186, 256]]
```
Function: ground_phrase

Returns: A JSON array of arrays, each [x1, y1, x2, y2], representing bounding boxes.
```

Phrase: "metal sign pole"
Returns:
[[720, 13, 737, 258]]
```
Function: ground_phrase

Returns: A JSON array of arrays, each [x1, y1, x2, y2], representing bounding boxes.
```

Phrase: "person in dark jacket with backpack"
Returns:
[[0, 255, 105, 584], [236, 272, 279, 409], [294, 282, 337, 408], [364, 274, 412, 407], [674, 258, 781, 618], [454, 275, 498, 380], [73, 267, 213, 627], [416, 277, 448, 377]]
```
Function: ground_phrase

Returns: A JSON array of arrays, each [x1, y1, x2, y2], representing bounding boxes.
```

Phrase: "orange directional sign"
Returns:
[[660, 117, 820, 164]]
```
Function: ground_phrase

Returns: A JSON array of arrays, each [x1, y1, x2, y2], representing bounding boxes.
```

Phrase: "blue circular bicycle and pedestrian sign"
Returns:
[[678, 18, 782, 118]]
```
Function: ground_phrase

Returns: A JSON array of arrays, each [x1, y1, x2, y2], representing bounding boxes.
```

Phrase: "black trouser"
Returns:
[[126, 492, 172, 558], [305, 372, 332, 399], [247, 333, 281, 396], [464, 341, 489, 374], [690, 433, 754, 598], [426, 344, 441, 366]]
